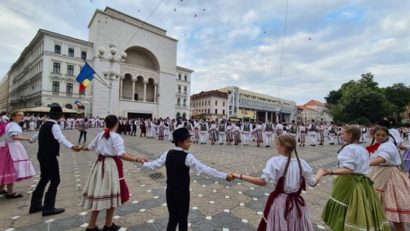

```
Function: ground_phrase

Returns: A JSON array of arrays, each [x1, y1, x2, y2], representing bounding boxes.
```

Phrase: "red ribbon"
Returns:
[[103, 128, 110, 139], [366, 143, 380, 155]]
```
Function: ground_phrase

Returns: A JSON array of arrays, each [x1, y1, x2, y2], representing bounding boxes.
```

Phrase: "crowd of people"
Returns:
[[1, 109, 410, 231]]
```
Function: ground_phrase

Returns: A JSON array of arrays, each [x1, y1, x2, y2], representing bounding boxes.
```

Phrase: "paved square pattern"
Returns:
[[0, 129, 406, 230]]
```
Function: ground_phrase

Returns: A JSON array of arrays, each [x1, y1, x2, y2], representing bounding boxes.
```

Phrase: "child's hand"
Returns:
[[231, 172, 241, 179], [226, 173, 234, 182]]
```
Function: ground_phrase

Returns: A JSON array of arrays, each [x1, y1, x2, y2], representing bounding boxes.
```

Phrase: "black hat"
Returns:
[[172, 127, 191, 143], [49, 105, 63, 115], [376, 118, 390, 128]]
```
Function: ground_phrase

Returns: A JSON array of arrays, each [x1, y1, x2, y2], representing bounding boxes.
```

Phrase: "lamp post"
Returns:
[[96, 44, 127, 115]]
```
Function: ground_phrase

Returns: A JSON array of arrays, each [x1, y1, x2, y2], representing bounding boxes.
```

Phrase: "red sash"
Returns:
[[97, 155, 130, 204], [257, 176, 306, 231]]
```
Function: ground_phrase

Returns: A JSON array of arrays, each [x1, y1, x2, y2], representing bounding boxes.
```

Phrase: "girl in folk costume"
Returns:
[[158, 119, 166, 140], [233, 122, 241, 145], [399, 144, 410, 175], [225, 122, 233, 145], [186, 120, 194, 137], [275, 120, 284, 139], [317, 122, 325, 145], [217, 121, 226, 145], [80, 115, 146, 231], [0, 111, 36, 198], [193, 120, 200, 143], [264, 121, 274, 148], [149, 119, 156, 138], [316, 125, 389, 231], [307, 120, 317, 146], [139, 119, 147, 137], [168, 119, 176, 141], [242, 121, 252, 146], [208, 121, 218, 145], [367, 126, 410, 231], [232, 134, 317, 231], [327, 122, 337, 145], [255, 121, 264, 147]]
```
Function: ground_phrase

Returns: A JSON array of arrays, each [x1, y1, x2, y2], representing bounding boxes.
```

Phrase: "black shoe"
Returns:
[[42, 208, 65, 216], [29, 205, 44, 214], [86, 226, 100, 231], [103, 223, 121, 231]]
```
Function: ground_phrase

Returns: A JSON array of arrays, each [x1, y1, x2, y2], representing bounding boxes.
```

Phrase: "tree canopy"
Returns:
[[325, 73, 410, 125]]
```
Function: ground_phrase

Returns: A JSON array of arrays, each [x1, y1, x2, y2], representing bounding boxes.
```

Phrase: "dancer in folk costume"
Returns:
[[143, 128, 233, 231], [307, 119, 317, 146], [328, 122, 337, 145], [158, 119, 166, 140], [199, 120, 208, 144], [298, 123, 307, 147], [168, 119, 176, 141], [275, 120, 284, 139], [367, 126, 410, 231], [233, 122, 241, 145], [186, 120, 194, 137], [287, 120, 297, 138], [208, 121, 218, 145], [316, 125, 389, 231], [255, 121, 264, 147], [242, 121, 252, 146], [232, 134, 317, 231], [80, 115, 146, 231], [149, 119, 156, 138], [360, 126, 369, 143], [225, 122, 233, 145], [263, 120, 274, 148], [217, 121, 226, 145], [140, 119, 147, 137], [0, 111, 36, 198], [317, 122, 325, 145], [193, 120, 200, 143]]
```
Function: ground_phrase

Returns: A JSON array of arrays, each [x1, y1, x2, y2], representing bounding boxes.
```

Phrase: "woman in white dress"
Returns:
[[0, 111, 35, 198]]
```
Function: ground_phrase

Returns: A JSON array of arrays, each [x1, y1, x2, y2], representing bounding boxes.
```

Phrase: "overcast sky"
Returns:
[[1, 0, 409, 105]]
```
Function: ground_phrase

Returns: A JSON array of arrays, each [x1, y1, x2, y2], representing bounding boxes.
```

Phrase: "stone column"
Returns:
[[265, 111, 268, 122], [131, 76, 137, 101], [119, 75, 125, 100], [143, 79, 148, 102], [154, 81, 158, 103]]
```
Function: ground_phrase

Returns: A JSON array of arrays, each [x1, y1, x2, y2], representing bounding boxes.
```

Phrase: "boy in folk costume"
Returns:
[[208, 121, 218, 145], [158, 119, 165, 140], [328, 122, 336, 145], [307, 119, 317, 146], [263, 120, 274, 148], [317, 122, 325, 145], [80, 115, 146, 231], [225, 122, 233, 145], [298, 123, 307, 147], [142, 128, 233, 231], [192, 120, 200, 143], [275, 120, 284, 139], [217, 121, 226, 145], [242, 120, 252, 146], [168, 119, 176, 141], [150, 119, 157, 138], [199, 120, 208, 144], [233, 122, 241, 145]]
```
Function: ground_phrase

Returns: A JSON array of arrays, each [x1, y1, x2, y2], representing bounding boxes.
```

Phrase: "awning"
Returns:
[[18, 106, 81, 114]]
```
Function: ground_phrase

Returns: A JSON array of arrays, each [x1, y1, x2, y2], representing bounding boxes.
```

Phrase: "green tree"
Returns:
[[384, 83, 410, 115]]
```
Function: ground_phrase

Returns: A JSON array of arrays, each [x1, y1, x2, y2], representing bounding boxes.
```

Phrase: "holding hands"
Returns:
[[71, 145, 82, 152]]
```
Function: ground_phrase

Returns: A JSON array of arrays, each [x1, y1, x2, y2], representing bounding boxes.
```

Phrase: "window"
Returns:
[[52, 81, 60, 94], [215, 109, 217, 114], [183, 99, 186, 106], [54, 45, 61, 54], [53, 62, 61, 74], [223, 109, 225, 115], [208, 109, 210, 114], [67, 64, 74, 76], [81, 51, 87, 61], [184, 75, 187, 81], [208, 100, 210, 105], [178, 85, 181, 93], [215, 100, 218, 106], [178, 74, 181, 80], [177, 98, 181, 105], [68, 48, 74, 57], [66, 83, 73, 95], [184, 86, 187, 94], [223, 101, 225, 106]]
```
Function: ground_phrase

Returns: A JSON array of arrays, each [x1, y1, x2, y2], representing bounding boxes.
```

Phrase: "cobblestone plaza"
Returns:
[[1, 128, 406, 231]]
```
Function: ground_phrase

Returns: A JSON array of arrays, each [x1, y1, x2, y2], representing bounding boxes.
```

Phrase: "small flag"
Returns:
[[75, 63, 96, 88]]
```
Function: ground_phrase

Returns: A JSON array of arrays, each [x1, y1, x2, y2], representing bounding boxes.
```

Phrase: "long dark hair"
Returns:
[[103, 115, 119, 139]]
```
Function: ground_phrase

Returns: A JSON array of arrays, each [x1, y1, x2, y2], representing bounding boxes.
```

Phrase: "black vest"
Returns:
[[38, 121, 60, 159], [165, 150, 190, 191]]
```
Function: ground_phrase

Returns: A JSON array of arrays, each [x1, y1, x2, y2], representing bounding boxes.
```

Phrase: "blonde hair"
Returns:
[[342, 125, 361, 143], [10, 111, 23, 122], [277, 134, 303, 177]]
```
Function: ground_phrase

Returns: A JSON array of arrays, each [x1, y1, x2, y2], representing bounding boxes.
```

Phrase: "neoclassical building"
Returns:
[[2, 7, 193, 119]]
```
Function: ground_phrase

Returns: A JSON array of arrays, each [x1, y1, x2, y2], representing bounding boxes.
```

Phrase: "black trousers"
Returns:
[[30, 157, 60, 209], [78, 131, 87, 144], [131, 126, 137, 136], [166, 188, 190, 231]]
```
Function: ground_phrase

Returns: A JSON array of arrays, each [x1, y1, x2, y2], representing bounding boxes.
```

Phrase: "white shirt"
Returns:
[[275, 123, 284, 130], [143, 147, 227, 179], [338, 144, 370, 175], [372, 142, 401, 166], [87, 132, 125, 156], [261, 156, 316, 193], [47, 119, 74, 149], [389, 128, 402, 145], [5, 122, 22, 143]]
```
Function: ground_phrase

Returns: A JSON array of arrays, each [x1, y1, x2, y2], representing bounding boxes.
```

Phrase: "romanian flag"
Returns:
[[76, 63, 96, 93]]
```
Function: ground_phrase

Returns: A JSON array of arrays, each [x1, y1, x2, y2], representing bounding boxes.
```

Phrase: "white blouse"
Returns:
[[338, 144, 370, 175], [372, 142, 401, 166], [260, 156, 316, 193], [5, 122, 22, 143], [87, 132, 125, 156]]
